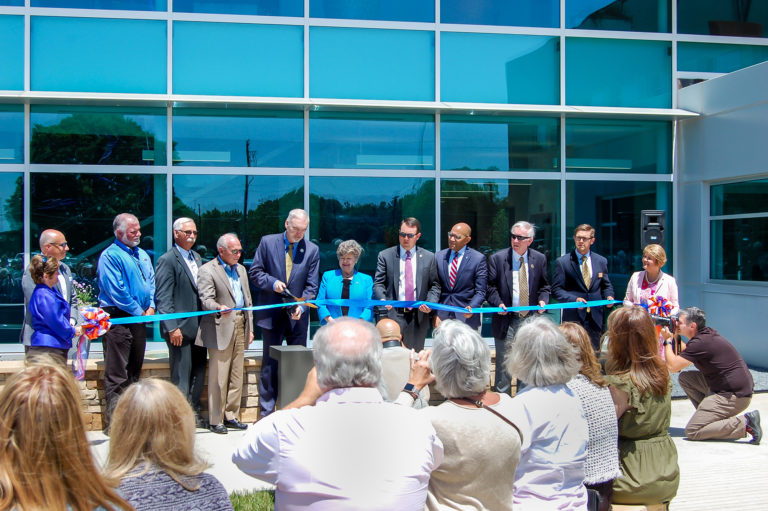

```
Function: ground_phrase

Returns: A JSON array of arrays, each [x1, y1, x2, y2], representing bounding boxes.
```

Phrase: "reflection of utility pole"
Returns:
[[243, 140, 258, 246]]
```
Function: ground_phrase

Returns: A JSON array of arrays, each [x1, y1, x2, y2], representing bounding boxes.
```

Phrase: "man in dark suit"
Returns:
[[155, 217, 207, 424], [373, 217, 441, 351], [434, 222, 487, 331], [553, 223, 615, 352], [487, 221, 551, 394], [249, 209, 320, 417], [20, 229, 82, 356], [196, 233, 253, 434]]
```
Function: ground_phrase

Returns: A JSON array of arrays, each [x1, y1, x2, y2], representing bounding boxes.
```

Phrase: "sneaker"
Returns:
[[745, 410, 762, 445]]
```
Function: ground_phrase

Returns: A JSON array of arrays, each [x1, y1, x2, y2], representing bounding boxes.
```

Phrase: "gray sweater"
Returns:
[[118, 466, 233, 511]]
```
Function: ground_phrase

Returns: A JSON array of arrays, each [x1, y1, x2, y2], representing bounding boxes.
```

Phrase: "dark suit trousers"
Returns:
[[103, 322, 146, 426], [494, 314, 524, 395], [259, 315, 308, 416], [581, 311, 604, 353], [166, 336, 207, 410]]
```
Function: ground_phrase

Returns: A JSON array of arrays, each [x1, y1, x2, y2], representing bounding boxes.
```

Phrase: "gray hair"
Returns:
[[286, 209, 309, 225], [680, 306, 706, 330], [38, 229, 60, 250], [510, 221, 535, 238], [430, 320, 490, 398], [505, 317, 580, 387], [313, 318, 382, 390], [113, 213, 138, 234], [172, 217, 194, 231], [216, 233, 239, 250], [337, 240, 363, 260]]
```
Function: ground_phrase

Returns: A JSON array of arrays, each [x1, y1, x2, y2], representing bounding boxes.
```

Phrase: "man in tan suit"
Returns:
[[196, 233, 253, 434], [377, 318, 429, 408]]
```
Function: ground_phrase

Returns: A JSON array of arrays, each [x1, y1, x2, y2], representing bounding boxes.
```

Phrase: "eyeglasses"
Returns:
[[447, 232, 465, 240], [399, 232, 417, 239], [177, 230, 198, 236], [510, 234, 531, 241], [230, 249, 243, 255], [574, 236, 593, 242], [50, 242, 68, 248]]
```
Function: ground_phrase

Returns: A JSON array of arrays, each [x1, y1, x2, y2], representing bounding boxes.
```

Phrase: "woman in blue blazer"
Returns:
[[317, 240, 373, 324], [27, 255, 77, 365]]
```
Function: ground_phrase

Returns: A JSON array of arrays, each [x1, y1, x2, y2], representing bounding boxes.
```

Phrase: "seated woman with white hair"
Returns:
[[505, 317, 590, 510]]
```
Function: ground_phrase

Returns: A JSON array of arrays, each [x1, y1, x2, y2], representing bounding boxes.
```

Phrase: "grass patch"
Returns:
[[229, 489, 275, 511]]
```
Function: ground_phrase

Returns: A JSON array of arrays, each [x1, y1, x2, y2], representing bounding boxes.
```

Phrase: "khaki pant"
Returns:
[[207, 313, 245, 426], [679, 370, 750, 441]]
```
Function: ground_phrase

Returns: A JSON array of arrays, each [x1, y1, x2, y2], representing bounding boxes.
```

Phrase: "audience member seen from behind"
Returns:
[[605, 306, 679, 508], [560, 322, 621, 511], [412, 320, 522, 511], [26, 255, 79, 365], [104, 378, 233, 511], [316, 240, 374, 324], [505, 317, 589, 510], [0, 361, 132, 511]]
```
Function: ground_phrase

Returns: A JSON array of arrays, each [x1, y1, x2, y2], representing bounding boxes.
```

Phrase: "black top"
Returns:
[[680, 327, 753, 397]]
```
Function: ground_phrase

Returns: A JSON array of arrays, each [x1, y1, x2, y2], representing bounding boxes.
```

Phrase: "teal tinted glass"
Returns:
[[0, 1, 23, 5], [678, 0, 768, 38], [565, 119, 671, 174], [441, 33, 559, 104], [566, 38, 671, 108], [309, 112, 435, 170], [0, 16, 23, 91], [310, 177, 436, 276], [0, 106, 23, 164], [32, 1, 166, 9], [173, 109, 303, 167], [311, 0, 433, 22], [711, 218, 768, 281], [174, 0, 301, 16], [174, 22, 302, 97], [31, 17, 166, 93], [310, 27, 434, 101], [441, 115, 559, 171], [441, 0, 558, 28], [678, 42, 768, 73], [30, 106, 167, 165], [711, 179, 768, 216], [0, 172, 23, 309], [567, 0, 670, 32]]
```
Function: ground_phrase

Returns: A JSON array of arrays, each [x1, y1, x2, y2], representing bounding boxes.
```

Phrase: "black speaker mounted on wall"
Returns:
[[641, 210, 665, 248]]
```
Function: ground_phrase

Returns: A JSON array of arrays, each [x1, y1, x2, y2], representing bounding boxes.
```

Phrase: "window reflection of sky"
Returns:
[[174, 175, 301, 213]]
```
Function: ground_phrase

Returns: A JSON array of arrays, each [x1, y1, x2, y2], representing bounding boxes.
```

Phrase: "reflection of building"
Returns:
[[1, 2, 768, 361]]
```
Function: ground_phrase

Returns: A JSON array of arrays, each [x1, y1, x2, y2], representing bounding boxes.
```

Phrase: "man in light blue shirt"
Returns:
[[97, 212, 155, 429]]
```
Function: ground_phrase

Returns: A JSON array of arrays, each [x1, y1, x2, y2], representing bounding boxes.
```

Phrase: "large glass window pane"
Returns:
[[0, 1, 24, 6], [174, 22, 302, 97], [441, 0, 558, 28], [309, 112, 434, 170], [0, 16, 23, 91], [310, 27, 434, 101], [0, 106, 23, 164], [31, 17, 166, 93], [441, 115, 559, 171], [678, 0, 768, 38], [565, 180, 673, 298], [173, 109, 303, 167], [311, 0, 433, 22], [567, 0, 670, 32], [174, 0, 300, 16], [0, 172, 23, 341], [441, 33, 559, 105], [30, 106, 167, 165], [31, 0, 166, 10], [566, 38, 671, 108], [678, 42, 768, 73], [711, 218, 768, 281], [711, 179, 768, 216], [566, 119, 671, 174]]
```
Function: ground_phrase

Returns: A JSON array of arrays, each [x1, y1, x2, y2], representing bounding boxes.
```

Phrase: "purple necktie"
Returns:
[[405, 250, 415, 301]]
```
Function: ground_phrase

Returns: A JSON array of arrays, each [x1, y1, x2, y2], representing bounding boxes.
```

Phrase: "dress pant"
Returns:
[[166, 336, 207, 410], [582, 310, 604, 353], [207, 312, 246, 426], [259, 314, 308, 416], [103, 321, 147, 426], [494, 313, 523, 395], [679, 370, 751, 440], [393, 308, 430, 352]]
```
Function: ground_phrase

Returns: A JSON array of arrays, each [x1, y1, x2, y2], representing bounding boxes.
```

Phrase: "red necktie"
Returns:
[[449, 252, 459, 288], [405, 250, 415, 301]]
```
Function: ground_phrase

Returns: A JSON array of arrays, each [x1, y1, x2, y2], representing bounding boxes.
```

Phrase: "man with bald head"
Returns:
[[434, 223, 487, 332], [98, 213, 155, 428], [377, 318, 429, 407], [20, 229, 82, 358]]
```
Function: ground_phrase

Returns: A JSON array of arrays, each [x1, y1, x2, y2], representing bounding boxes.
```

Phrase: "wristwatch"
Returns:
[[663, 340, 672, 346], [403, 383, 419, 400]]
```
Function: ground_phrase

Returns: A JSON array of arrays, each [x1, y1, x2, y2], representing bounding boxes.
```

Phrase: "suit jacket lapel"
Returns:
[[505, 249, 516, 298], [174, 247, 198, 289], [213, 261, 236, 303]]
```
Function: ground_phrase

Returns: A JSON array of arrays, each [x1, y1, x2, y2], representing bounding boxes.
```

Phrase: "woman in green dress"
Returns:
[[605, 306, 680, 508]]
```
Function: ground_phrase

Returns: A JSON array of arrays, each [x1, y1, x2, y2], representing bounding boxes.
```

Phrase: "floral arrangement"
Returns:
[[73, 280, 97, 307]]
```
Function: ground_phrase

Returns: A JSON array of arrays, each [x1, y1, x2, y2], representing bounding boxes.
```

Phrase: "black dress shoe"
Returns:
[[224, 418, 248, 430], [195, 414, 209, 429], [209, 424, 228, 435]]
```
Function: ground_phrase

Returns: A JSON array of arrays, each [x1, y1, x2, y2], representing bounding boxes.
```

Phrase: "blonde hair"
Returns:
[[643, 244, 667, 267], [104, 378, 209, 491], [559, 322, 606, 387], [0, 360, 132, 511], [28, 254, 59, 285]]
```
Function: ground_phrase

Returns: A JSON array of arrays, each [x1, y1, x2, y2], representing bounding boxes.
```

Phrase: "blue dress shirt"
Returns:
[[97, 239, 155, 316]]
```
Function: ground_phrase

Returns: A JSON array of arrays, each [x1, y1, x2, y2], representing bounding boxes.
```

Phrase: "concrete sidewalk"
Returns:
[[88, 393, 768, 509]]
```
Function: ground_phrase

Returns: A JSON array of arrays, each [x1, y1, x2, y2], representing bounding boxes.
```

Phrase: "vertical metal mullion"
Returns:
[[303, 109, 310, 235], [23, 103, 31, 266], [434, 111, 441, 252], [560, 113, 567, 257]]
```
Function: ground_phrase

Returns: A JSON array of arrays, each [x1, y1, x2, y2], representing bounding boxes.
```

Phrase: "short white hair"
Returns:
[[430, 320, 490, 398], [313, 318, 382, 390], [505, 317, 580, 387], [113, 213, 138, 234], [510, 221, 535, 238], [216, 233, 239, 250], [172, 217, 194, 231], [286, 209, 309, 225]]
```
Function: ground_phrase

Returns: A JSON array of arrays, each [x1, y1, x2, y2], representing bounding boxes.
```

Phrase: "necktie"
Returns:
[[405, 250, 415, 301], [286, 243, 294, 281], [449, 252, 459, 288], [341, 278, 351, 316], [189, 252, 198, 282], [581, 256, 591, 288], [519, 255, 529, 317]]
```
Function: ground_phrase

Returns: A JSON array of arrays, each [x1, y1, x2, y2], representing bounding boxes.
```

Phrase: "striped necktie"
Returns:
[[519, 256, 529, 317], [449, 252, 459, 288]]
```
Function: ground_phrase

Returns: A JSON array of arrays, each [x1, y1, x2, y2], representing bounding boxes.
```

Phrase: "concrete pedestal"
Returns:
[[269, 345, 314, 409]]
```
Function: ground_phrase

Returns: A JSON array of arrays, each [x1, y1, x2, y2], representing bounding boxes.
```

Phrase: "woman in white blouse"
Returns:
[[623, 244, 678, 316]]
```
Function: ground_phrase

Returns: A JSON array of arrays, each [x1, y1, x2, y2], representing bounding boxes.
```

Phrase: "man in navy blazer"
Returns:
[[552, 224, 615, 352], [487, 221, 550, 394], [434, 223, 487, 331], [249, 209, 319, 416]]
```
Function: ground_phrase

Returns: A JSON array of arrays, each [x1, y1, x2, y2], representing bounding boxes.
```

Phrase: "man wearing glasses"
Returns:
[[434, 223, 487, 332], [196, 233, 253, 434], [373, 217, 440, 351], [487, 221, 550, 395], [155, 217, 207, 426], [552, 223, 615, 352]]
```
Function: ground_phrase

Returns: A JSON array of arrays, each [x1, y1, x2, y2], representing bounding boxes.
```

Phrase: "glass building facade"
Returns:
[[2, 0, 768, 341]]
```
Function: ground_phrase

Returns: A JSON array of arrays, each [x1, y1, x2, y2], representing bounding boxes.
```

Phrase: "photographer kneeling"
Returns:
[[661, 306, 761, 444]]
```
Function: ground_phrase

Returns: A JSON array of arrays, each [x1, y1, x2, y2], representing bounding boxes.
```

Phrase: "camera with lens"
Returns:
[[650, 314, 678, 333]]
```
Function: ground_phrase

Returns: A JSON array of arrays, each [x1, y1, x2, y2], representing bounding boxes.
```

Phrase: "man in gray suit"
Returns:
[[374, 217, 441, 351], [196, 233, 254, 434], [155, 217, 207, 425], [20, 229, 82, 358]]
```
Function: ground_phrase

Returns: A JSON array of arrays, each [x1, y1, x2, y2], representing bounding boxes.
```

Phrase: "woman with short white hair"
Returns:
[[316, 239, 374, 324]]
